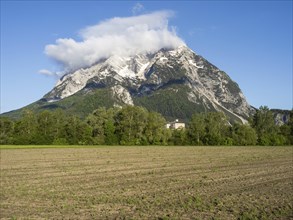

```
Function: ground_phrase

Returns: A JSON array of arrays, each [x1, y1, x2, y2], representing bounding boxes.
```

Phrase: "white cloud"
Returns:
[[43, 10, 185, 75], [39, 69, 55, 76], [38, 69, 63, 78], [132, 2, 144, 15]]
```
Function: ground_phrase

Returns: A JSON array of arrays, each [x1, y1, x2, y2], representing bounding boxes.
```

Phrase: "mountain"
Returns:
[[2, 45, 254, 122], [271, 109, 291, 126]]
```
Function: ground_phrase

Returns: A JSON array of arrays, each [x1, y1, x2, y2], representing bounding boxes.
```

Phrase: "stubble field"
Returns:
[[0, 146, 292, 219]]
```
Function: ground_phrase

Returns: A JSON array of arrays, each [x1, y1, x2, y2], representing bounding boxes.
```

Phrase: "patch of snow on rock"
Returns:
[[111, 85, 134, 105], [188, 60, 203, 69]]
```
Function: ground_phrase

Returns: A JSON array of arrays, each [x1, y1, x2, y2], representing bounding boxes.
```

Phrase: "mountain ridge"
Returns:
[[2, 45, 255, 122]]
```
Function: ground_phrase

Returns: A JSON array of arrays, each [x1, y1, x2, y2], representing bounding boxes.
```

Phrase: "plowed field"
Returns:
[[1, 146, 292, 219]]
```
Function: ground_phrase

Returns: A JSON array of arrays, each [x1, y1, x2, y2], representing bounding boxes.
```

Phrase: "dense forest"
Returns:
[[0, 106, 292, 146]]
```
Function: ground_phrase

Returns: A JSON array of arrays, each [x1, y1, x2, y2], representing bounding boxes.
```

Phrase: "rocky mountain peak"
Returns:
[[41, 45, 253, 123]]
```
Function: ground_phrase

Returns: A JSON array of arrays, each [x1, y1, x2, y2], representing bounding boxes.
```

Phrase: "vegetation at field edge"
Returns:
[[1, 106, 292, 146]]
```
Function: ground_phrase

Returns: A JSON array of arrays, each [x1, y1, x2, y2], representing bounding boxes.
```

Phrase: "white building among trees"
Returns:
[[166, 119, 185, 129]]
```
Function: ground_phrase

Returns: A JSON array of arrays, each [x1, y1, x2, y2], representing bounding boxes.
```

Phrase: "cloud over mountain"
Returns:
[[132, 2, 145, 15], [44, 11, 185, 74]]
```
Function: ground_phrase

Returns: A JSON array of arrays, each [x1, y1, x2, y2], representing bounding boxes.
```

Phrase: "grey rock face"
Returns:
[[44, 45, 254, 122]]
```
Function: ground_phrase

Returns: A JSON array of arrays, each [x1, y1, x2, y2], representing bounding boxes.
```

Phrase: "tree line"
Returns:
[[0, 106, 292, 146]]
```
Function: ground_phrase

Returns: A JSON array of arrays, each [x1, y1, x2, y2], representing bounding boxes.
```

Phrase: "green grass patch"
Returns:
[[0, 145, 107, 149]]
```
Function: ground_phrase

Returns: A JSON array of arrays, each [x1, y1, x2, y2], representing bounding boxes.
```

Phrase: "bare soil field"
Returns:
[[0, 146, 292, 219]]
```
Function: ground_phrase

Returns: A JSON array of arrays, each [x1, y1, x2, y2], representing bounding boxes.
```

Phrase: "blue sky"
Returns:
[[1, 1, 292, 113]]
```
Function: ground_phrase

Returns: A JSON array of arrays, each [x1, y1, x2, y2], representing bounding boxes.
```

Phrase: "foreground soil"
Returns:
[[0, 146, 292, 219]]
